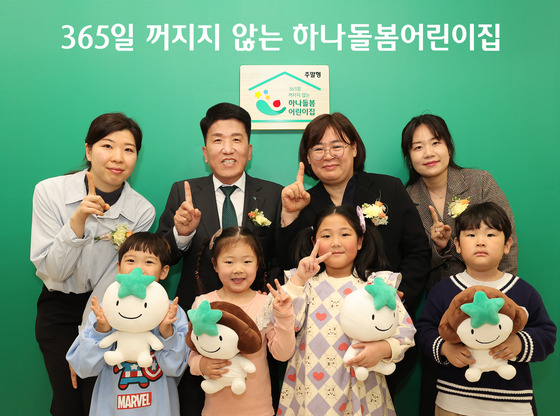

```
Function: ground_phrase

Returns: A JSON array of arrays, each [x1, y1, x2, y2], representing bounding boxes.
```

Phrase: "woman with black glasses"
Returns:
[[279, 112, 430, 314]]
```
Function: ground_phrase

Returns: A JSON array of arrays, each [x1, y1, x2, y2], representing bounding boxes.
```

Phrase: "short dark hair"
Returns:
[[455, 202, 512, 242], [84, 113, 142, 168], [298, 113, 366, 180], [118, 232, 172, 267], [401, 114, 461, 186], [200, 103, 252, 143], [295, 205, 389, 281]]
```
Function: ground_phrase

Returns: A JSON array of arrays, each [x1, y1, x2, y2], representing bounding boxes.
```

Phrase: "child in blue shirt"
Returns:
[[67, 232, 189, 415], [416, 202, 556, 416]]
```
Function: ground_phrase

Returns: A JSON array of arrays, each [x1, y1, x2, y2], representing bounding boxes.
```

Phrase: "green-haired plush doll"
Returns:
[[186, 300, 261, 395], [99, 268, 170, 368], [339, 275, 401, 381], [439, 286, 528, 382]]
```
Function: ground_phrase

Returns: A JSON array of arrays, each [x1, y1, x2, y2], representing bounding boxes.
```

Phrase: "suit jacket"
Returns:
[[157, 174, 283, 311], [279, 171, 431, 312], [406, 167, 518, 292]]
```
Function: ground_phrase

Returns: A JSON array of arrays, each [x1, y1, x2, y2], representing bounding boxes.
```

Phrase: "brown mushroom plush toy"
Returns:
[[186, 300, 262, 395], [439, 286, 528, 382]]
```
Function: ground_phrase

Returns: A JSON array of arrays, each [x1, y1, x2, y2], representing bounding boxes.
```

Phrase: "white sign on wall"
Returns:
[[240, 65, 329, 130]]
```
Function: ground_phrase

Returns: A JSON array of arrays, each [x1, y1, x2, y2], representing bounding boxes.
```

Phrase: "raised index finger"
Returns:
[[428, 205, 439, 224], [184, 181, 193, 205], [296, 162, 305, 185], [86, 172, 96, 196]]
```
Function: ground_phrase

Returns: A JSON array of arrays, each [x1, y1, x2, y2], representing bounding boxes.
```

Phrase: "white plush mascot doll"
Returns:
[[99, 267, 170, 368], [439, 286, 528, 382], [186, 300, 262, 395], [340, 275, 401, 381]]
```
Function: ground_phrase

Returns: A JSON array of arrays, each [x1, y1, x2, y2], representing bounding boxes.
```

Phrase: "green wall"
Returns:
[[2, 0, 558, 413]]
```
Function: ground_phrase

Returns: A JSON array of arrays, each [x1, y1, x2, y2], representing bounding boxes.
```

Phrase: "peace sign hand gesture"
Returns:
[[70, 172, 110, 238], [174, 181, 202, 236], [429, 205, 452, 250], [291, 241, 332, 287], [267, 279, 292, 315], [281, 162, 311, 227]]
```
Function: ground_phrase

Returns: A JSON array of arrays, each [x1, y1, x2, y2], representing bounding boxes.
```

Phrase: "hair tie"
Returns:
[[356, 206, 366, 233], [209, 228, 223, 250]]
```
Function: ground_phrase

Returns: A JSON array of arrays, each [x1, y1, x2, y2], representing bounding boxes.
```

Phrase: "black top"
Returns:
[[278, 170, 431, 313]]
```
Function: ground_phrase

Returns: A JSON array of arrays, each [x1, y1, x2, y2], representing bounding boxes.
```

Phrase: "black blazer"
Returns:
[[157, 174, 283, 310], [279, 171, 431, 312]]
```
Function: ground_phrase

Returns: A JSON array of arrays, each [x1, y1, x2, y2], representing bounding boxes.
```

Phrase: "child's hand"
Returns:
[[429, 206, 452, 251], [91, 296, 111, 333], [159, 297, 179, 339], [291, 241, 332, 286], [346, 340, 392, 368], [441, 341, 475, 368], [199, 357, 231, 379], [70, 172, 110, 238], [489, 333, 522, 361], [267, 279, 292, 314]]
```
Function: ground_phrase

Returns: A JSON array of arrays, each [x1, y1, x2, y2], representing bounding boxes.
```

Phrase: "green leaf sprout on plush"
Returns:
[[460, 291, 505, 328], [188, 300, 223, 336], [115, 267, 155, 299], [365, 277, 397, 311]]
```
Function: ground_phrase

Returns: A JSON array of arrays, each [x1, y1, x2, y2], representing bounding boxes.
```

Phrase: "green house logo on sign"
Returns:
[[240, 65, 330, 130]]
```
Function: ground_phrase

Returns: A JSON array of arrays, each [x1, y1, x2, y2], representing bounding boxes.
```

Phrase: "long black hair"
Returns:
[[294, 205, 389, 281]]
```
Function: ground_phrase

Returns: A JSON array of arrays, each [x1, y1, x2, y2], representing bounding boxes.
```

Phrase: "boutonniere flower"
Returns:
[[361, 201, 388, 226], [95, 224, 133, 249], [448, 196, 470, 218], [248, 209, 271, 227]]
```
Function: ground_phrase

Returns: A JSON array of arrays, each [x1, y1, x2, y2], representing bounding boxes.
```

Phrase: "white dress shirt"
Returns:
[[174, 173, 246, 250]]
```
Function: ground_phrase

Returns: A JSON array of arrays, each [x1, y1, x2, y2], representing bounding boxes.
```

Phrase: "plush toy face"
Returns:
[[340, 286, 398, 341], [457, 313, 513, 350], [102, 270, 169, 333], [190, 324, 240, 359]]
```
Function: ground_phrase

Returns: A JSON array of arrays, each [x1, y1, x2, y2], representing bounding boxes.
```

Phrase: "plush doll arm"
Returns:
[[145, 332, 163, 351], [98, 331, 119, 349], [153, 304, 190, 377], [66, 311, 115, 378], [384, 296, 416, 363], [236, 355, 257, 374]]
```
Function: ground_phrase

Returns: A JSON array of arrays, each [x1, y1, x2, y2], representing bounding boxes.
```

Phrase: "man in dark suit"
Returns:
[[157, 103, 283, 415]]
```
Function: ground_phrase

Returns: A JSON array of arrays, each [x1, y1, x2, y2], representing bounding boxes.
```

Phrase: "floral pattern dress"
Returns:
[[278, 271, 416, 416]]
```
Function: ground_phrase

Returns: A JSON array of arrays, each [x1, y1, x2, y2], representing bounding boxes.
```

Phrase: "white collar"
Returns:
[[212, 172, 246, 193]]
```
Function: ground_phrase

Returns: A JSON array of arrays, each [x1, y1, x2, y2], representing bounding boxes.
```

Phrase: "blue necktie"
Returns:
[[220, 185, 238, 229]]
